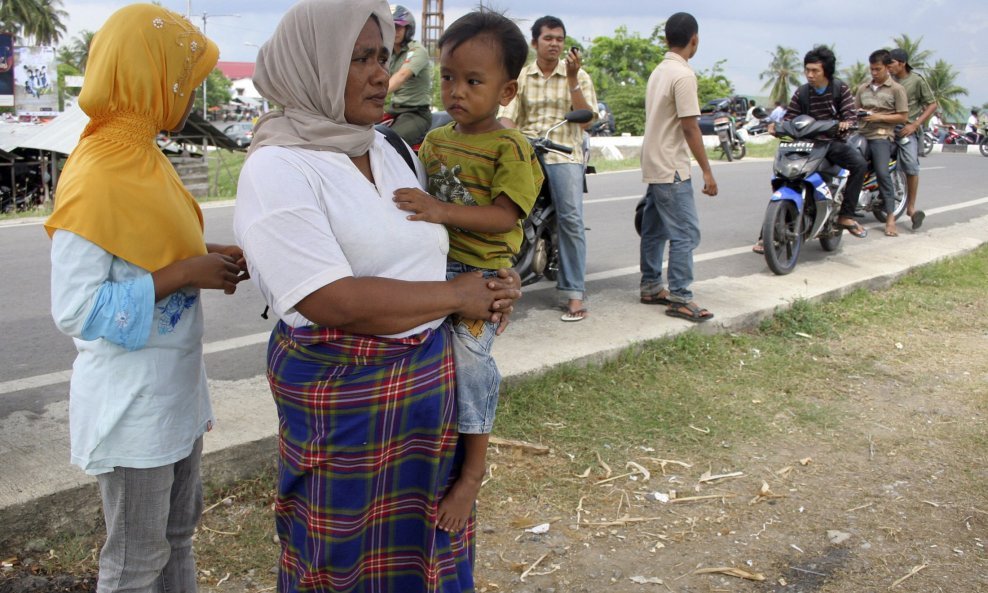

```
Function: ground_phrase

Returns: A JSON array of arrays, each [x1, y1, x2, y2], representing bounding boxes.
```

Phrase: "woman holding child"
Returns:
[[232, 0, 522, 590]]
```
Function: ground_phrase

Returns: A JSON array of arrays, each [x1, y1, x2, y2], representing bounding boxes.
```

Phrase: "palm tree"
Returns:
[[925, 59, 967, 120], [69, 29, 94, 72], [760, 46, 802, 105], [841, 61, 869, 90], [890, 34, 932, 73], [0, 0, 67, 46]]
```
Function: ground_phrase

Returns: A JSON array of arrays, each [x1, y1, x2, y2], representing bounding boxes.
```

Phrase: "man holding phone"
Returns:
[[501, 15, 599, 322]]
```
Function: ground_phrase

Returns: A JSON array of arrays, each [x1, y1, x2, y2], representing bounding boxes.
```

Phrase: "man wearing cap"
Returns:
[[386, 4, 433, 146], [888, 48, 937, 231]]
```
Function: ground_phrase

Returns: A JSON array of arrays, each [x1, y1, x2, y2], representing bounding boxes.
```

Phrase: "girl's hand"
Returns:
[[186, 253, 243, 294]]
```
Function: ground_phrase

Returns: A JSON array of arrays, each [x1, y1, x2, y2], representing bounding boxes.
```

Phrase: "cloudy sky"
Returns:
[[60, 0, 988, 105]]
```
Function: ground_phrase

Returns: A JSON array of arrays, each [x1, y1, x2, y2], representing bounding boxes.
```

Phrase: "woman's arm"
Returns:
[[296, 271, 520, 336]]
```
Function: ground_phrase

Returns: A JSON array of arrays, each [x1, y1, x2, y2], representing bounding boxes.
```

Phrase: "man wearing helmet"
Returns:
[[387, 4, 434, 145]]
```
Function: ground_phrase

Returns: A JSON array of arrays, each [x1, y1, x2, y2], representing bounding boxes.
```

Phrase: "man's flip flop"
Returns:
[[911, 211, 926, 230], [835, 221, 868, 238], [561, 309, 588, 322], [665, 302, 714, 323]]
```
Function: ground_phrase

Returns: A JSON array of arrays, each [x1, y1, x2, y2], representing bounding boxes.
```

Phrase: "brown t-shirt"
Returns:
[[641, 53, 700, 184]]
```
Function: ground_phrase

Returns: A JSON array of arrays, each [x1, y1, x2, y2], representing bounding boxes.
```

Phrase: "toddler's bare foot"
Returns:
[[437, 474, 482, 532]]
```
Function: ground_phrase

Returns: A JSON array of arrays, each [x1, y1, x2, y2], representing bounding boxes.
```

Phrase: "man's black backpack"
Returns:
[[797, 77, 846, 117]]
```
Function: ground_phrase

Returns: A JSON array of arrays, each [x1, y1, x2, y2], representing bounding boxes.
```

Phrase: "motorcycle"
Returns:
[[920, 129, 936, 156], [712, 111, 746, 162], [760, 114, 906, 275], [377, 110, 453, 152], [512, 109, 594, 286]]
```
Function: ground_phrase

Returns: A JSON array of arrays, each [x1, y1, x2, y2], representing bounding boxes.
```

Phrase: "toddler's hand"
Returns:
[[393, 188, 446, 224]]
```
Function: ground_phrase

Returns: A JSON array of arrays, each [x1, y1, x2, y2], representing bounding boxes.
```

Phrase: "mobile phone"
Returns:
[[570, 46, 580, 55]]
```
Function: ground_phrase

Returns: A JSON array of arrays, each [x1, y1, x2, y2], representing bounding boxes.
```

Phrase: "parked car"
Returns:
[[588, 101, 616, 136], [220, 121, 254, 148]]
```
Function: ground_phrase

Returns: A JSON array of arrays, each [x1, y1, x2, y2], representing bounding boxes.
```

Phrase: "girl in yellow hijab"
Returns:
[[46, 5, 246, 591]]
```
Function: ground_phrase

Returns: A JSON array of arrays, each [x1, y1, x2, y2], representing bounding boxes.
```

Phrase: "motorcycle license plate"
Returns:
[[779, 141, 814, 151]]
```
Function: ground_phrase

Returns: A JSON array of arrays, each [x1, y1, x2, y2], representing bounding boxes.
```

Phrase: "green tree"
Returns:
[[842, 61, 869, 89], [696, 60, 733, 105], [584, 25, 665, 95], [925, 59, 967, 120], [760, 46, 801, 105], [890, 34, 932, 73], [193, 69, 233, 118], [0, 0, 67, 45]]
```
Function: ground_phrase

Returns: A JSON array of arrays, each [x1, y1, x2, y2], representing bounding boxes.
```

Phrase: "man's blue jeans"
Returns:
[[545, 162, 586, 300], [639, 174, 700, 303]]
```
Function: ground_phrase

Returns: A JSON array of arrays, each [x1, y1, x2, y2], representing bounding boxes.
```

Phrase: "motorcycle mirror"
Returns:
[[565, 109, 594, 124]]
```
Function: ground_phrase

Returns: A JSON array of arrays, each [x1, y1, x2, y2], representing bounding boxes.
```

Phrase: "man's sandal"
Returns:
[[665, 302, 714, 323]]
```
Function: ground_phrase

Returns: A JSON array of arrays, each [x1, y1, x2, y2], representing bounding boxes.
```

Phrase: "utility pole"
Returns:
[[421, 0, 443, 57], [197, 12, 239, 120]]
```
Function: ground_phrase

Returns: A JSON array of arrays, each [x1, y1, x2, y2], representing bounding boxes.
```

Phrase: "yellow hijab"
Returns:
[[45, 4, 219, 272]]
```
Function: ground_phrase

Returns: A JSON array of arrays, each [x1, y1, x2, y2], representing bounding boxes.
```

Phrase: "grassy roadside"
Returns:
[[6, 240, 987, 591]]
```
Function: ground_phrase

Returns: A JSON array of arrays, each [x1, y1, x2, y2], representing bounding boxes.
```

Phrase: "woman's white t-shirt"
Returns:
[[234, 133, 449, 338]]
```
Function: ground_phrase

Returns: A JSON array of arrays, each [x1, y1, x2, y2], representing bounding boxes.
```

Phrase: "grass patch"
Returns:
[[592, 155, 640, 173]]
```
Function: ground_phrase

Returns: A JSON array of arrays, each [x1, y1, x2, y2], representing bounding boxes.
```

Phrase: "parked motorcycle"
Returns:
[[512, 109, 594, 286], [712, 111, 746, 162], [760, 114, 906, 275]]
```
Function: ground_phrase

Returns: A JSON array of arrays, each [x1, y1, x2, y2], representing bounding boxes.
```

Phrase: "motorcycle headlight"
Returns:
[[778, 156, 804, 179]]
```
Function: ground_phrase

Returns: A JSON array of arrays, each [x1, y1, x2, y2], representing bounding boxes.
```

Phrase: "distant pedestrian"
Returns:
[[638, 11, 716, 322]]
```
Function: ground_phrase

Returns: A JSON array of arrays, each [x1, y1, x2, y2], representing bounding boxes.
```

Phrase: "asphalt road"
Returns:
[[1, 151, 985, 419]]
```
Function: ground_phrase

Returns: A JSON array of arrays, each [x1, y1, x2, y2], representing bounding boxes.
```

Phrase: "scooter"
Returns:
[[512, 109, 594, 286]]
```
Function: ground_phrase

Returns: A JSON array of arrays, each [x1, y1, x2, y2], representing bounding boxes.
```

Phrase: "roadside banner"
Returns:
[[0, 33, 13, 107], [14, 45, 57, 116]]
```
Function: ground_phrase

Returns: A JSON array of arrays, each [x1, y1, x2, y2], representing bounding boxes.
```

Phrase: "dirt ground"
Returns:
[[3, 309, 986, 593]]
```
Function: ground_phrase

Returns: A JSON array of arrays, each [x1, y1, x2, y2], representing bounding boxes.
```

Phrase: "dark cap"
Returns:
[[889, 48, 912, 71]]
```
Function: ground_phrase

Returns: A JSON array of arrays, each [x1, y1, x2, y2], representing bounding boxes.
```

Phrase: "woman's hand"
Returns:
[[488, 268, 521, 335], [450, 268, 521, 326]]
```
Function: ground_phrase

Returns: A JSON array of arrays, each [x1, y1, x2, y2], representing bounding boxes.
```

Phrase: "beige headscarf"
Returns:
[[249, 0, 394, 157]]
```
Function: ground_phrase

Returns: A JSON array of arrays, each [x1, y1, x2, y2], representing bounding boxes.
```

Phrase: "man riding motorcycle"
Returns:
[[754, 46, 867, 253], [385, 5, 433, 146]]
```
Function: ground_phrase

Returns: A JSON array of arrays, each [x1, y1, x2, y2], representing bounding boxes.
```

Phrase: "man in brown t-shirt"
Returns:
[[638, 12, 716, 323], [855, 49, 908, 236]]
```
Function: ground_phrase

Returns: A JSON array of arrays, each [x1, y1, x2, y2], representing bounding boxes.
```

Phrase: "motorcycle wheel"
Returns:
[[872, 168, 907, 223], [762, 200, 803, 275], [731, 141, 746, 161], [721, 141, 733, 162], [980, 140, 988, 157], [819, 229, 843, 252], [922, 135, 935, 156]]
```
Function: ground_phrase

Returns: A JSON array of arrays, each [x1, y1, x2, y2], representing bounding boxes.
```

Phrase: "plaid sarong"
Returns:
[[267, 321, 475, 593]]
